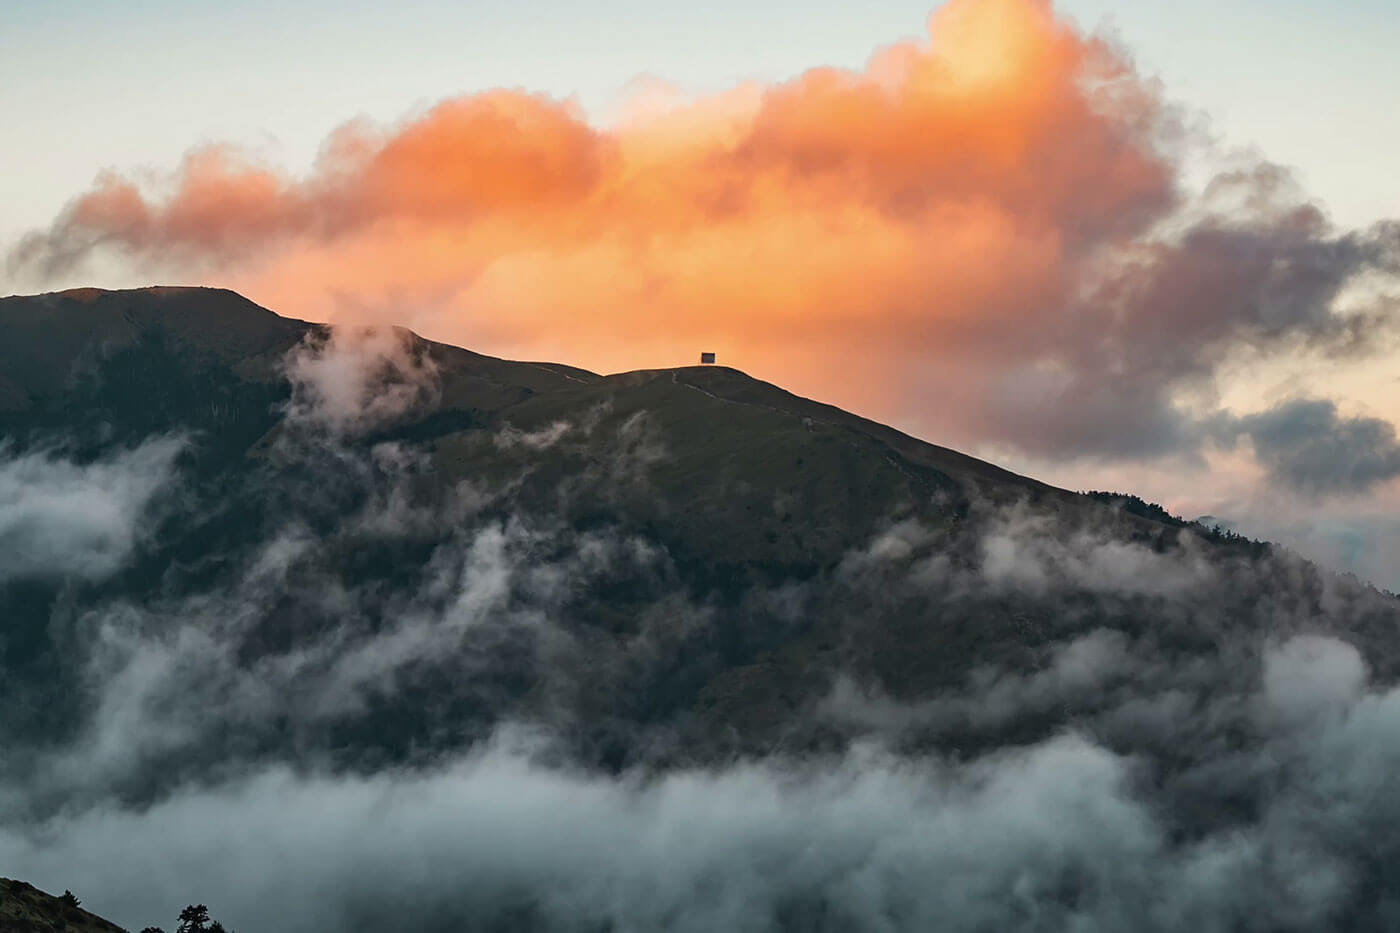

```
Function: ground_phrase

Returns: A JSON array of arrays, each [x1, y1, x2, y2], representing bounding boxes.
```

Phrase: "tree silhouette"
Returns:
[[176, 904, 211, 933], [60, 889, 81, 908], [169, 903, 232, 933]]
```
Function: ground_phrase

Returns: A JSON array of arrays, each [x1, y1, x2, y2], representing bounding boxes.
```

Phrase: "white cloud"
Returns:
[[0, 436, 183, 583], [282, 325, 439, 434]]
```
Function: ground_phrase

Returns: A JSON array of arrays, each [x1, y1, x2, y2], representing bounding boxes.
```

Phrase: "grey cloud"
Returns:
[[0, 436, 183, 583], [838, 502, 1218, 602], [7, 652, 1400, 933], [495, 419, 575, 451], [823, 628, 1135, 736], [0, 737, 1179, 933], [975, 170, 1400, 462], [1218, 398, 1400, 496], [11, 462, 685, 807], [1260, 635, 1367, 729], [978, 504, 1215, 596], [1204, 512, 1400, 594]]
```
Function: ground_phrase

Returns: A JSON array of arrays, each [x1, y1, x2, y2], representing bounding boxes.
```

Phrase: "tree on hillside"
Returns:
[[177, 904, 232, 933], [143, 903, 233, 933]]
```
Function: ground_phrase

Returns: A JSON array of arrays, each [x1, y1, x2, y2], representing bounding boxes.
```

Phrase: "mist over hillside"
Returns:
[[1, 288, 1398, 932]]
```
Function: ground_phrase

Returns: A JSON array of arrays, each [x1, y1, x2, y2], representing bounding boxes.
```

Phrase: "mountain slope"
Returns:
[[1, 287, 1399, 931], [0, 879, 126, 933], [0, 286, 1391, 759], [0, 287, 1144, 568]]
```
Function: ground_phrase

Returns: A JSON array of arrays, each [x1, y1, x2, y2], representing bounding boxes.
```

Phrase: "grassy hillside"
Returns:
[[0, 879, 126, 933]]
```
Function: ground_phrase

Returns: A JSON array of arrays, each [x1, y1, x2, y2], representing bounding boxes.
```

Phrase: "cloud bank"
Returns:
[[7, 690, 1400, 933]]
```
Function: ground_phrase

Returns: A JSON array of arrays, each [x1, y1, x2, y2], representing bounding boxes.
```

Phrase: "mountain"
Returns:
[[1, 287, 1398, 932]]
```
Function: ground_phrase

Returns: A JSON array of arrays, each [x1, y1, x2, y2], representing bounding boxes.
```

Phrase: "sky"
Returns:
[[2, 0, 1398, 587]]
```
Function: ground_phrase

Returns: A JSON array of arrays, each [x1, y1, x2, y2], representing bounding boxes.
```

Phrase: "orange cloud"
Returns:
[[14, 0, 1396, 459]]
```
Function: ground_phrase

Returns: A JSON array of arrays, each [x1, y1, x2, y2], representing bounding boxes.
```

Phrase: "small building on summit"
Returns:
[[700, 352, 716, 364]]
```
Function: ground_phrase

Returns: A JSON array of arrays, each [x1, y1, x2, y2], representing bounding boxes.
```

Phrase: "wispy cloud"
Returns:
[[0, 436, 183, 584]]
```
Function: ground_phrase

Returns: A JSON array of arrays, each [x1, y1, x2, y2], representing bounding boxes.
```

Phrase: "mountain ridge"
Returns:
[[0, 285, 1062, 495], [0, 287, 1310, 570]]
